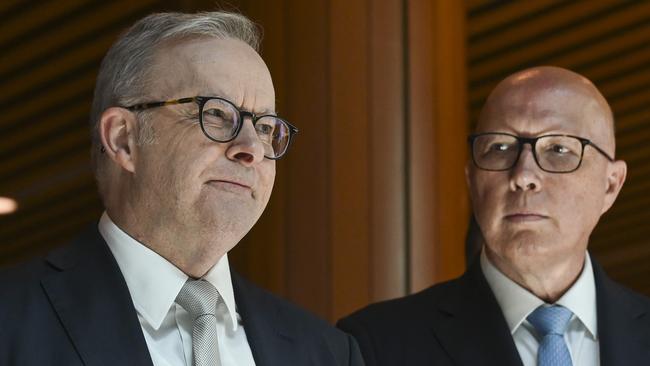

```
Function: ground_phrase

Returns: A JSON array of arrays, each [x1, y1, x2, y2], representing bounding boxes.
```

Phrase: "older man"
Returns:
[[0, 11, 363, 366], [338, 66, 650, 365]]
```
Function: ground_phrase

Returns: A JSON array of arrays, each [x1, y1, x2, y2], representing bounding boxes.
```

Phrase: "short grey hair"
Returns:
[[90, 11, 261, 189]]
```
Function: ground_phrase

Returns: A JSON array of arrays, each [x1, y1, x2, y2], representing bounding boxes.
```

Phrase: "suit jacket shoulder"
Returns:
[[339, 256, 650, 366], [591, 258, 650, 365], [232, 271, 364, 366], [0, 226, 153, 366], [337, 261, 523, 366], [0, 226, 364, 366]]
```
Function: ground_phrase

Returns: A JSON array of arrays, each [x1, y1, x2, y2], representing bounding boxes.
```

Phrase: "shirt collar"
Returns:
[[98, 212, 240, 332], [556, 253, 597, 339], [201, 248, 239, 332], [480, 249, 597, 339], [480, 249, 543, 334]]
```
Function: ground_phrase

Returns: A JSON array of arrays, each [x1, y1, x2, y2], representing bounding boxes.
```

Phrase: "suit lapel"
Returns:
[[430, 261, 524, 366], [41, 227, 153, 366], [232, 272, 309, 366], [592, 258, 650, 366]]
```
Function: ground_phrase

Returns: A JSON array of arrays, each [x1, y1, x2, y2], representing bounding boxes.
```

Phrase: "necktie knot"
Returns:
[[527, 305, 573, 336], [176, 280, 220, 319]]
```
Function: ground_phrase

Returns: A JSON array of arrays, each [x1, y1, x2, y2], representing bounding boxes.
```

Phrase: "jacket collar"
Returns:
[[42, 226, 154, 366], [430, 259, 524, 366], [231, 271, 311, 365], [592, 255, 650, 366], [430, 254, 650, 366]]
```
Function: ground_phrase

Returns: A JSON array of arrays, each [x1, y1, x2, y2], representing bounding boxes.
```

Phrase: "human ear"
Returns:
[[99, 107, 138, 173], [601, 160, 627, 214]]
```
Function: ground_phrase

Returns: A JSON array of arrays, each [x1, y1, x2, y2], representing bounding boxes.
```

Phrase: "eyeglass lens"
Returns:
[[472, 134, 583, 172], [201, 98, 291, 158]]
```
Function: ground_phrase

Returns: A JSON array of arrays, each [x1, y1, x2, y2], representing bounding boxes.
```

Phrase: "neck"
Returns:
[[105, 206, 227, 279], [485, 248, 586, 303]]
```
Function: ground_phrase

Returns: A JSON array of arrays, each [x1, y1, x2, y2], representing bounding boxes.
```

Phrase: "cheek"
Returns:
[[259, 163, 276, 201], [470, 172, 504, 220], [162, 144, 212, 201], [556, 178, 604, 230]]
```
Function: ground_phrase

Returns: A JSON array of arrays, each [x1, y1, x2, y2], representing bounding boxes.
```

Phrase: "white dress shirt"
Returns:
[[99, 212, 256, 366], [480, 250, 599, 366]]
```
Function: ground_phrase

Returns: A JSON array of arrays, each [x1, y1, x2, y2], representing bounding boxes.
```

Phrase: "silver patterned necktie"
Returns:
[[527, 305, 573, 366], [176, 279, 221, 366]]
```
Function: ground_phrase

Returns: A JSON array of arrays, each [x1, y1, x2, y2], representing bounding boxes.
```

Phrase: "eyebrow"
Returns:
[[256, 108, 277, 115], [197, 91, 277, 115]]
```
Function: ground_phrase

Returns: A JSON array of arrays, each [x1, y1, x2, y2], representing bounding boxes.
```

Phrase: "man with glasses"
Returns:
[[339, 66, 650, 365], [0, 11, 362, 366]]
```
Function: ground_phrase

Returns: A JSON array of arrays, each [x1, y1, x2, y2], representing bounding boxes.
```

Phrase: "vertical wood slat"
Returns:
[[407, 0, 468, 292], [282, 0, 332, 318], [431, 0, 469, 283], [368, 0, 407, 302], [406, 0, 437, 293], [329, 0, 371, 319]]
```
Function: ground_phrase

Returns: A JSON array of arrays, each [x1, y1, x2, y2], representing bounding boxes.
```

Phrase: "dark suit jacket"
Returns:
[[0, 226, 364, 366], [337, 256, 650, 366]]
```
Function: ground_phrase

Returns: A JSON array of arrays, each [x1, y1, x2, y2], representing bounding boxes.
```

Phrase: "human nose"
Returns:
[[509, 144, 542, 192], [225, 119, 265, 165]]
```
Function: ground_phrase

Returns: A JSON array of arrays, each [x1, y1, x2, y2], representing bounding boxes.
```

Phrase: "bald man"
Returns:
[[338, 66, 650, 366]]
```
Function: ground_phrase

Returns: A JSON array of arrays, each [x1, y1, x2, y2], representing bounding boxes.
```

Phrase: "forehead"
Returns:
[[150, 37, 275, 111], [477, 81, 609, 140]]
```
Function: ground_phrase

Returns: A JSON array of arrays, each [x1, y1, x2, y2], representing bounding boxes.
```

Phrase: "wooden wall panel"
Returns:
[[329, 0, 371, 318], [218, 0, 469, 319], [406, 0, 437, 293], [407, 0, 469, 293], [0, 0, 165, 267], [234, 0, 412, 321], [368, 0, 407, 302], [280, 0, 333, 318]]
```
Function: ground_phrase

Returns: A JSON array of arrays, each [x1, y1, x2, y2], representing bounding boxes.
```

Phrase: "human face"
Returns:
[[128, 37, 276, 266], [466, 70, 625, 278]]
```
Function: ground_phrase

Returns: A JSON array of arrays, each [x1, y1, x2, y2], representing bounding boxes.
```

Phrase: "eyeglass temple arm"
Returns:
[[124, 97, 197, 111], [584, 140, 615, 162]]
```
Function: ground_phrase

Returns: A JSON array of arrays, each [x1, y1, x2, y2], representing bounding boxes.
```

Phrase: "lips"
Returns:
[[210, 179, 251, 189], [504, 212, 548, 222], [206, 179, 254, 195]]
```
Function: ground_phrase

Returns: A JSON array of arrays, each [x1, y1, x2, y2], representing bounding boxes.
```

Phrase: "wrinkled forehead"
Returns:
[[477, 80, 614, 148], [147, 37, 275, 112]]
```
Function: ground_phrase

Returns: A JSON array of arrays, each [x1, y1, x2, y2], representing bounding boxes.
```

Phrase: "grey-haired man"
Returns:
[[1, 11, 363, 366]]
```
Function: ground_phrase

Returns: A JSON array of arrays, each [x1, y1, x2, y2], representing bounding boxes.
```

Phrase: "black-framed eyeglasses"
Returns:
[[123, 96, 298, 160], [468, 132, 614, 173]]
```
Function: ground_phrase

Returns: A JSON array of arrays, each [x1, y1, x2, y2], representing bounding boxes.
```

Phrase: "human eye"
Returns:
[[256, 123, 274, 135], [202, 107, 234, 129], [204, 107, 226, 119], [549, 144, 571, 154], [255, 118, 277, 143], [489, 142, 512, 152], [257, 125, 273, 135], [480, 140, 515, 157], [541, 138, 580, 157]]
